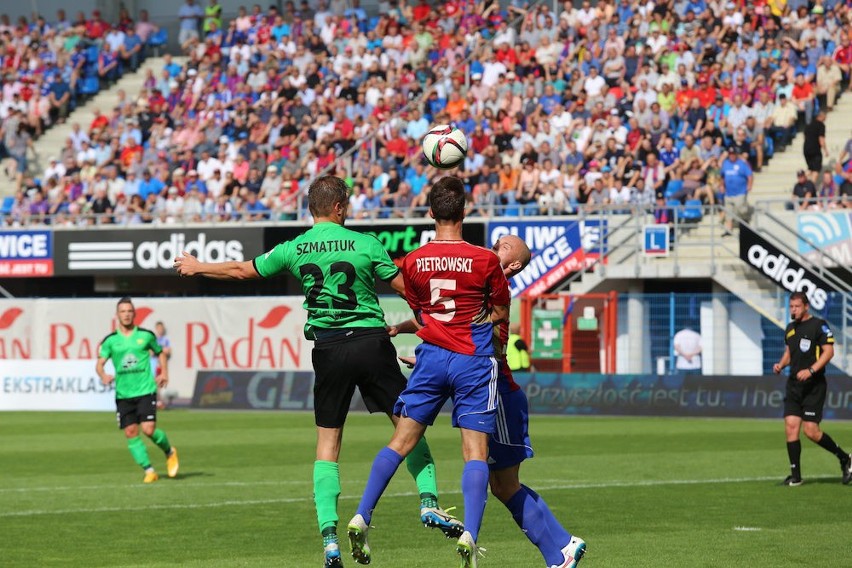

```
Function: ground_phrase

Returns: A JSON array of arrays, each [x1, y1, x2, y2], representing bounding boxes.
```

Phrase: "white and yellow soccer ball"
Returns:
[[421, 125, 468, 170]]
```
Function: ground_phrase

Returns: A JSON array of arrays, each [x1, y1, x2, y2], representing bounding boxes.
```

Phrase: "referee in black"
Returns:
[[773, 292, 852, 486]]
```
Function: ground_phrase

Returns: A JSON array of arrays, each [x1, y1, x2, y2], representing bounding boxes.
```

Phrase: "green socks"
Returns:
[[406, 436, 439, 508], [127, 436, 151, 470], [149, 428, 172, 455], [313, 460, 341, 534]]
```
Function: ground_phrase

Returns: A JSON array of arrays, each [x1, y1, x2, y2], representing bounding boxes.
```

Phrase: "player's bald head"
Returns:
[[492, 235, 532, 278]]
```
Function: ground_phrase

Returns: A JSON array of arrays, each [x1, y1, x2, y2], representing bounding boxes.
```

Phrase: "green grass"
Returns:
[[2, 412, 851, 567]]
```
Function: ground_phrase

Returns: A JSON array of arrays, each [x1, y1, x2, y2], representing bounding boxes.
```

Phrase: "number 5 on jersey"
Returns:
[[430, 278, 456, 322]]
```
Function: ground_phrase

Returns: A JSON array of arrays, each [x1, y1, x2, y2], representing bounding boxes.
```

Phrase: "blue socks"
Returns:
[[505, 485, 572, 566], [461, 460, 490, 541], [356, 447, 404, 524]]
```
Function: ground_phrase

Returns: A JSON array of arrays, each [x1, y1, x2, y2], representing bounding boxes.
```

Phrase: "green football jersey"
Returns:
[[253, 222, 399, 337], [98, 327, 162, 399]]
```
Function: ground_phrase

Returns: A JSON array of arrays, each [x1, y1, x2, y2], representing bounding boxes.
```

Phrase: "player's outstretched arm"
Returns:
[[174, 252, 260, 280], [388, 317, 421, 337], [491, 304, 510, 326]]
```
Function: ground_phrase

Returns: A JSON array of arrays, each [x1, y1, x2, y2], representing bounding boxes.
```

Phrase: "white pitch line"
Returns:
[[733, 527, 763, 532], [0, 479, 309, 493], [0, 475, 830, 518], [3, 473, 835, 495]]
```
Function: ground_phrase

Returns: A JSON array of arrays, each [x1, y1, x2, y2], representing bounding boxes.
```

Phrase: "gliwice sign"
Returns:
[[487, 220, 587, 297], [0, 230, 53, 277]]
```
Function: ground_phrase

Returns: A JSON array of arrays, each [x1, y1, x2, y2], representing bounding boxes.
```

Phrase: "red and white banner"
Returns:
[[0, 298, 310, 399]]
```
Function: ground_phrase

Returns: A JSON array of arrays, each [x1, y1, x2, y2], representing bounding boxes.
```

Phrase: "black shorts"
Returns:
[[784, 377, 827, 423], [116, 392, 158, 429], [804, 153, 823, 173], [311, 328, 407, 428]]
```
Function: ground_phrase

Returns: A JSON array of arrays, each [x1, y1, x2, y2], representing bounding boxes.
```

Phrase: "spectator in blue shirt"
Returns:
[[271, 19, 290, 42], [98, 49, 119, 84], [659, 137, 680, 168], [163, 54, 182, 78], [794, 55, 816, 82], [456, 109, 477, 136], [684, 0, 706, 15], [539, 84, 561, 115], [139, 170, 165, 200], [48, 74, 72, 123], [124, 171, 141, 197], [178, 0, 205, 45], [185, 170, 208, 195], [720, 147, 753, 235], [616, 0, 634, 22], [121, 31, 144, 72], [243, 192, 270, 220]]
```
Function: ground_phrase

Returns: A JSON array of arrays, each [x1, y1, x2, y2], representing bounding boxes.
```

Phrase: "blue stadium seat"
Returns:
[[80, 76, 99, 96], [0, 196, 14, 215], [665, 180, 683, 199], [681, 199, 703, 222], [86, 46, 100, 65]]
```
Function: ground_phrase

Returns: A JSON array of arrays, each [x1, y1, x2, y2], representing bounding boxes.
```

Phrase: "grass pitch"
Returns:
[[2, 412, 851, 567]]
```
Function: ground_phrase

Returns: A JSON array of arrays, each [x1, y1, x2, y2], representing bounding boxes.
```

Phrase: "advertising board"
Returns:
[[0, 230, 53, 277], [0, 360, 115, 411], [53, 227, 264, 275], [516, 373, 852, 420]]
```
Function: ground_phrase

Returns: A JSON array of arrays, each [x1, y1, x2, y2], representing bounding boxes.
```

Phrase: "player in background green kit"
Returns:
[[96, 297, 179, 484], [174, 175, 461, 568]]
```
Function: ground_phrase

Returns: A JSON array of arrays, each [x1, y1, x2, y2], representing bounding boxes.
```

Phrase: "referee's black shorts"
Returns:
[[311, 327, 407, 428], [784, 376, 827, 423]]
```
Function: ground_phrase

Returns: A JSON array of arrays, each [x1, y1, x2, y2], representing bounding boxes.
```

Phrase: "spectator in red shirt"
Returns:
[[412, 0, 432, 22], [834, 37, 852, 87], [791, 73, 815, 125], [86, 9, 109, 40], [470, 125, 490, 154], [382, 127, 408, 159], [90, 109, 109, 135], [494, 43, 519, 67]]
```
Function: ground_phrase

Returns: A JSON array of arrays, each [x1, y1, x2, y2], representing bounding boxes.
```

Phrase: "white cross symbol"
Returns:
[[537, 321, 559, 347]]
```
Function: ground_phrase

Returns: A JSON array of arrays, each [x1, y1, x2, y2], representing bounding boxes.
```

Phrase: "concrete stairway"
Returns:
[[751, 92, 852, 202], [568, 213, 788, 325], [569, 91, 852, 302], [23, 57, 169, 186]]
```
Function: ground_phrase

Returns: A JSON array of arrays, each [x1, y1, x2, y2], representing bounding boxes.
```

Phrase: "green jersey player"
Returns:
[[96, 297, 179, 483], [174, 175, 461, 567]]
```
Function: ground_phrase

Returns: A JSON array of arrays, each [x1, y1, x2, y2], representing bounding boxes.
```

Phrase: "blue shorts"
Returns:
[[488, 386, 535, 471], [394, 343, 498, 434]]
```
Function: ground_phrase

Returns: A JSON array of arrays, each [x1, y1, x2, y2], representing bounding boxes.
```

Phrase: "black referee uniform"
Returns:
[[781, 315, 851, 485], [783, 316, 833, 422]]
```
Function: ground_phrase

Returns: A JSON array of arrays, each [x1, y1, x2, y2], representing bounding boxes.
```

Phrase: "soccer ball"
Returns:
[[422, 125, 468, 170]]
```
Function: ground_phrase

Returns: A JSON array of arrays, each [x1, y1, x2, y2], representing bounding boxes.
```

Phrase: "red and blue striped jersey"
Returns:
[[402, 240, 510, 357]]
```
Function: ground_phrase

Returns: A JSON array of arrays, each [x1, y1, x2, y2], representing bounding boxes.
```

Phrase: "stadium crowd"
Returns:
[[2, 0, 852, 227]]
